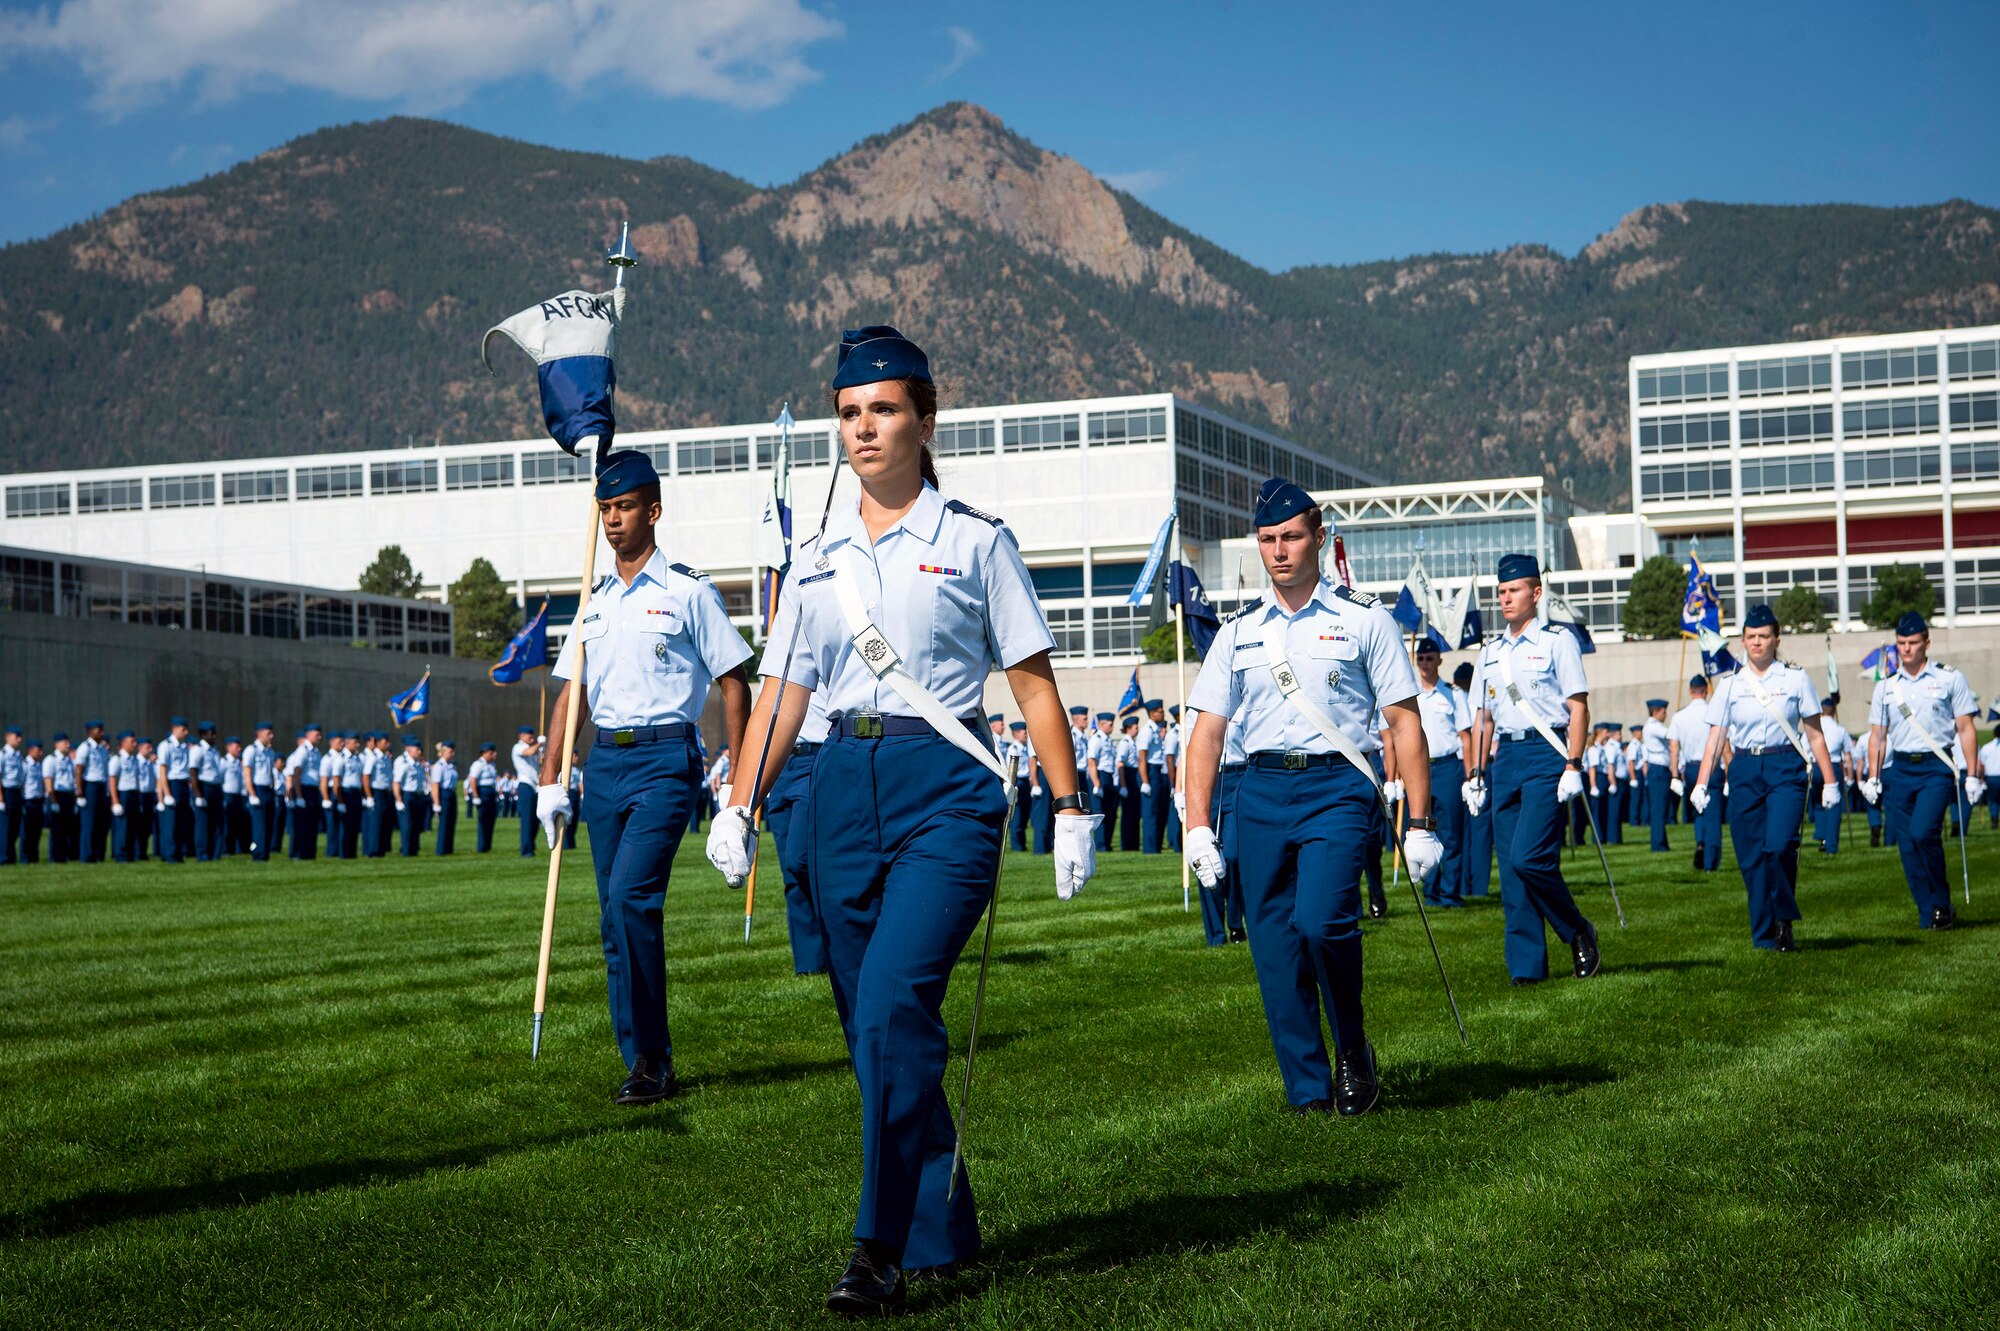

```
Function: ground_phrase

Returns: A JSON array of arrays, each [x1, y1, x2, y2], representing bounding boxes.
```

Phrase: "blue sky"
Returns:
[[2, 0, 1995, 270]]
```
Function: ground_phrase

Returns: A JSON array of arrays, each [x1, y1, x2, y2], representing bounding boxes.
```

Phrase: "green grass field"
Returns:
[[4, 822, 1998, 1329]]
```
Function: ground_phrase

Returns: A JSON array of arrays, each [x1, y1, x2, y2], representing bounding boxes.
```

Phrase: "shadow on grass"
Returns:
[[1803, 934, 1920, 952], [1613, 959, 1726, 974], [678, 1056, 851, 1094], [955, 1176, 1400, 1291], [993, 949, 1054, 967], [1, 1114, 685, 1243], [1388, 1059, 1615, 1111]]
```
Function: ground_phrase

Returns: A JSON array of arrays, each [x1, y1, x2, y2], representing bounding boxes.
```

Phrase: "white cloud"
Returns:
[[0, 0, 844, 115], [1103, 167, 1170, 196], [0, 113, 60, 151], [928, 25, 980, 83]]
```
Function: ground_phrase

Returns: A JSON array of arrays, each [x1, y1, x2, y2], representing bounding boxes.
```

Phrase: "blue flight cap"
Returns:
[[116, 729, 134, 740], [987, 713, 1003, 723], [1896, 611, 1928, 635], [1095, 712, 1114, 722], [480, 742, 498, 752], [225, 735, 240, 745], [519, 724, 535, 734], [198, 720, 216, 732], [1647, 698, 1668, 710], [139, 736, 153, 746], [440, 738, 455, 747], [1689, 674, 1709, 688], [169, 715, 188, 727], [255, 720, 273, 731], [1496, 552, 1540, 582], [52, 731, 68, 742], [1144, 698, 1163, 711], [1252, 478, 1316, 528], [594, 448, 658, 500], [1169, 705, 1181, 716], [1742, 603, 1778, 630], [1009, 721, 1026, 732], [1825, 692, 1841, 706], [831, 324, 932, 391], [86, 719, 103, 729], [26, 738, 42, 749], [1122, 715, 1139, 728], [1069, 706, 1088, 716], [403, 735, 421, 747], [3, 724, 19, 736]]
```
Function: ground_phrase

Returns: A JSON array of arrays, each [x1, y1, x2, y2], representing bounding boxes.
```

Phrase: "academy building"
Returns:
[[0, 393, 1374, 667]]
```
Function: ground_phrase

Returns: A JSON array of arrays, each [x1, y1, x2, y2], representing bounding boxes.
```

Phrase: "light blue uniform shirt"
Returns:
[[290, 742, 322, 788], [246, 741, 278, 788], [1642, 717, 1672, 766], [1221, 716, 1247, 766], [1867, 662, 1975, 755], [1137, 717, 1162, 768], [1114, 734, 1139, 772], [1416, 680, 1471, 760], [1086, 729, 1113, 774], [221, 755, 245, 795], [111, 750, 143, 792], [1820, 719, 1852, 765], [1068, 725, 1089, 770], [554, 549, 752, 729], [196, 741, 223, 783], [469, 757, 499, 789], [1472, 619, 1589, 733], [431, 759, 457, 791], [1, 743, 25, 790], [393, 753, 427, 794], [1708, 662, 1822, 752], [78, 737, 109, 783], [43, 752, 77, 793], [1187, 581, 1417, 756], [764, 485, 1054, 721], [368, 749, 393, 791], [160, 735, 193, 781], [340, 750, 364, 789]]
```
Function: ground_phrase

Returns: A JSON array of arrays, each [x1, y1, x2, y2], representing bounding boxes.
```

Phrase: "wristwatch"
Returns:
[[1052, 792, 1087, 813], [1404, 815, 1437, 831]]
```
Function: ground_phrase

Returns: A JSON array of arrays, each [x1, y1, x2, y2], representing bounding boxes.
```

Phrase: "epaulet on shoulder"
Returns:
[[945, 498, 1004, 528], [1333, 585, 1381, 610], [1224, 596, 1264, 624], [1542, 619, 1569, 635], [591, 574, 615, 594], [1781, 657, 1800, 670], [667, 561, 710, 582]]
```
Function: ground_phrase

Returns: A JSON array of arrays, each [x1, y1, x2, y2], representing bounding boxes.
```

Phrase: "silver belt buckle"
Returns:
[[612, 729, 637, 747], [1283, 750, 1309, 770], [852, 708, 884, 739]]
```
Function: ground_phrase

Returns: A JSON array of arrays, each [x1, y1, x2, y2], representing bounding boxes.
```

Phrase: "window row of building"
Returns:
[[0, 548, 452, 651], [1636, 337, 2000, 405], [1638, 443, 1998, 501], [1636, 391, 1999, 457]]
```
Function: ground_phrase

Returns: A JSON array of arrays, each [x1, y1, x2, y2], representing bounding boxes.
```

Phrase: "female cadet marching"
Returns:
[[538, 449, 753, 1103], [1688, 604, 1841, 951], [708, 326, 1099, 1316], [1182, 479, 1442, 1117]]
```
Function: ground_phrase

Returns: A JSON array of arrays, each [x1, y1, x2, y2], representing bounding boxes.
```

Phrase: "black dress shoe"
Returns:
[[1776, 921, 1796, 952], [1870, 828, 1882, 848], [826, 1239, 905, 1317], [1572, 920, 1601, 979], [1334, 1040, 1380, 1117], [1290, 1098, 1332, 1117], [1368, 895, 1388, 920], [613, 1053, 676, 1105], [1692, 849, 1703, 871], [1931, 906, 1956, 931], [1509, 976, 1543, 987], [1229, 926, 1247, 943]]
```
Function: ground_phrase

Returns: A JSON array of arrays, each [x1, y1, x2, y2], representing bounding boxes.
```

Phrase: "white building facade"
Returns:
[[0, 393, 1375, 666]]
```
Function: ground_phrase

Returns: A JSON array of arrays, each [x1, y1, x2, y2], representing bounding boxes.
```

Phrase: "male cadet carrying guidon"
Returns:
[[537, 448, 752, 1105], [1860, 612, 1984, 930], [1183, 479, 1442, 1117], [1465, 552, 1603, 986]]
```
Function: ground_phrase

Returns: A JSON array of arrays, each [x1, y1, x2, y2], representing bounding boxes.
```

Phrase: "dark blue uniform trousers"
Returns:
[[475, 788, 498, 851], [519, 780, 538, 857], [1684, 760, 1723, 869], [1647, 762, 1672, 851], [1883, 754, 1955, 924], [806, 730, 1002, 1270], [1009, 775, 1031, 851], [289, 789, 320, 860], [1234, 759, 1373, 1105], [1462, 791, 1494, 898], [1201, 764, 1247, 946], [764, 742, 827, 976], [1426, 753, 1465, 907], [340, 789, 364, 857], [1726, 750, 1806, 948], [584, 736, 700, 1069], [1491, 739, 1591, 981], [1030, 779, 1052, 854], [80, 782, 110, 862], [1143, 764, 1170, 853], [1811, 777, 1843, 853], [433, 793, 457, 855], [397, 794, 429, 856], [249, 789, 274, 859], [165, 778, 195, 862]]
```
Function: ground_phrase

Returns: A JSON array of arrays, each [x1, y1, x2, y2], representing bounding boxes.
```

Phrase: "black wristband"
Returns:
[[1052, 793, 1087, 813]]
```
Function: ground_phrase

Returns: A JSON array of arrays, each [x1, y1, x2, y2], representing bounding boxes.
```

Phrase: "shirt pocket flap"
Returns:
[[1231, 642, 1270, 671], [576, 614, 612, 642]]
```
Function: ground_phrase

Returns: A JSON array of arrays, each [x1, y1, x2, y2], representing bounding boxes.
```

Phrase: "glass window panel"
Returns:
[[370, 458, 437, 495], [1000, 414, 1081, 453], [445, 453, 514, 490], [222, 469, 288, 504], [295, 464, 363, 500], [931, 420, 995, 458], [77, 478, 144, 513], [676, 437, 749, 474], [521, 451, 587, 485], [147, 474, 214, 509], [1029, 564, 1085, 599]]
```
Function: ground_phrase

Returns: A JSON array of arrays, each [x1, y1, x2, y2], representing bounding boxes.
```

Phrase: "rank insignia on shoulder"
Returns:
[[1333, 585, 1380, 610], [668, 561, 709, 581], [944, 498, 1003, 527], [1224, 596, 1265, 623]]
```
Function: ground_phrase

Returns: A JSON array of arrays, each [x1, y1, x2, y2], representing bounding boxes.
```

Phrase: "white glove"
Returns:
[[194, 796, 208, 809], [320, 798, 332, 810], [248, 793, 261, 807], [1382, 779, 1405, 806], [1174, 788, 1186, 820], [1462, 778, 1486, 817], [705, 804, 755, 886], [1669, 777, 1685, 797], [1690, 784, 1711, 814], [111, 801, 124, 816], [1030, 783, 1042, 798], [1860, 777, 1881, 806], [1966, 777, 1987, 804], [1821, 783, 1842, 810], [1053, 812, 1101, 900], [537, 782, 572, 850], [1403, 828, 1442, 884], [161, 793, 176, 808], [1140, 781, 1151, 796], [716, 784, 733, 810], [363, 796, 374, 809], [1723, 782, 1731, 799], [1185, 824, 1224, 887], [1556, 769, 1584, 803]]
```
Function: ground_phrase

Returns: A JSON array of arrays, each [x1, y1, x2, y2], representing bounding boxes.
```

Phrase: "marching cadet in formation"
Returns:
[[43, 733, 79, 862], [538, 446, 753, 1108], [220, 736, 248, 855], [709, 325, 1096, 1315], [1640, 700, 1673, 851], [1669, 676, 1722, 871], [285, 725, 324, 861], [392, 737, 429, 856], [512, 726, 541, 857], [1588, 723, 1626, 846], [1453, 663, 1494, 898], [1689, 605, 1841, 951], [1115, 714, 1143, 851], [1814, 695, 1855, 854], [0, 725, 24, 864], [1086, 711, 1115, 849], [245, 723, 279, 860], [468, 743, 502, 852], [1467, 553, 1602, 986], [1861, 612, 1983, 930], [430, 742, 459, 856], [109, 731, 141, 862], [321, 731, 348, 858], [1184, 478, 1440, 1117], [337, 732, 367, 858], [77, 721, 109, 863], [765, 695, 833, 975], [155, 718, 194, 864], [1412, 638, 1471, 909], [1135, 700, 1167, 854], [366, 733, 395, 857], [1002, 719, 1032, 852], [192, 722, 222, 861], [19, 738, 46, 861]]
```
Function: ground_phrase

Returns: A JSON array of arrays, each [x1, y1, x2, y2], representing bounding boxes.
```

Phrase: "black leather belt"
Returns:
[[1498, 725, 1566, 744], [596, 722, 692, 747], [1894, 750, 1938, 762], [1250, 750, 1344, 770], [831, 713, 978, 740], [793, 740, 822, 756], [1736, 743, 1792, 757]]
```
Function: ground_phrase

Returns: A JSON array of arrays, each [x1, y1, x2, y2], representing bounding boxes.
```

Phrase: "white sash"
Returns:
[[827, 545, 1008, 784], [1735, 667, 1812, 766], [1886, 674, 1958, 769], [1254, 618, 1384, 798], [1494, 641, 1571, 760]]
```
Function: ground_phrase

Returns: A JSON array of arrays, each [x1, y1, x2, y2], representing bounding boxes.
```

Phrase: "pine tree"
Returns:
[[1861, 565, 1937, 632], [1620, 555, 1686, 641], [447, 558, 520, 659], [359, 545, 423, 599], [1772, 584, 1829, 634]]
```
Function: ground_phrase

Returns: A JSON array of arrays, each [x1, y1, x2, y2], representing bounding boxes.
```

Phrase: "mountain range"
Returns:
[[3, 102, 1997, 505]]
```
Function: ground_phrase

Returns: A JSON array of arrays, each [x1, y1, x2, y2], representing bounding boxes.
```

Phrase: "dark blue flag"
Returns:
[[1169, 561, 1220, 657], [490, 598, 549, 685]]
